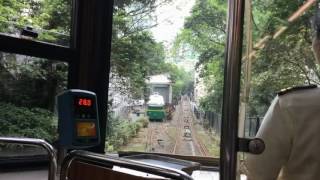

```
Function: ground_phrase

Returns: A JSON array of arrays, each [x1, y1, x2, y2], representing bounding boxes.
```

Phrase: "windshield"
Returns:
[[106, 0, 228, 159], [2, 0, 317, 178]]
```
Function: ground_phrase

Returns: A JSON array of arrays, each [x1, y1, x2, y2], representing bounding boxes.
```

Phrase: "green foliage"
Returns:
[[0, 0, 70, 111], [105, 117, 149, 152], [246, 0, 320, 116], [0, 0, 69, 146], [175, 0, 227, 112], [199, 60, 224, 112], [111, 0, 194, 102], [110, 0, 169, 99], [0, 102, 57, 142], [171, 67, 194, 100], [0, 56, 68, 111], [111, 31, 166, 98], [177, 0, 320, 117], [0, 0, 71, 44]]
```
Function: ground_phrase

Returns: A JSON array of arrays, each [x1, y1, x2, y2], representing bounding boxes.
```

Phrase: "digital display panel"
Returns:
[[76, 97, 93, 107], [76, 122, 97, 137], [74, 96, 96, 119]]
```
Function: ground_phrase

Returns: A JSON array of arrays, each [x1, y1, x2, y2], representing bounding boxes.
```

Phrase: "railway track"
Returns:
[[193, 127, 210, 156], [171, 101, 183, 154], [170, 97, 210, 156], [144, 96, 210, 156], [145, 123, 153, 152]]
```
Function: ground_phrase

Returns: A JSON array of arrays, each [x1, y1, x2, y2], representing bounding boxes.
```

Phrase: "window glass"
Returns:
[[0, 51, 68, 158], [107, 0, 227, 161], [239, 1, 320, 180], [0, 0, 71, 46]]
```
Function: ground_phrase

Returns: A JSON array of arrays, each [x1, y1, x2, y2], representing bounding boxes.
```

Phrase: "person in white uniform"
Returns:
[[245, 7, 320, 180]]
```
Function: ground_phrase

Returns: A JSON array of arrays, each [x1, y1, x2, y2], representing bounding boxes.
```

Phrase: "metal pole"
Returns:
[[0, 137, 57, 180], [220, 0, 245, 179]]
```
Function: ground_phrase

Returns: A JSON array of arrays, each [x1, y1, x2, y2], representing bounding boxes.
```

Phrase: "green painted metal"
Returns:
[[147, 106, 166, 121]]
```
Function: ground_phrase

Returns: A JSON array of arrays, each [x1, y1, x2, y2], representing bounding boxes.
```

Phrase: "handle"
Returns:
[[0, 137, 57, 180]]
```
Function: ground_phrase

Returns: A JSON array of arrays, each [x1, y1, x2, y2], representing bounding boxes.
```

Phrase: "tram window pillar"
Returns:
[[68, 0, 114, 153]]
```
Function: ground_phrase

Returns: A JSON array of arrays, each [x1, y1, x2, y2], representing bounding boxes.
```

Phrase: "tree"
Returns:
[[174, 0, 227, 113], [110, 0, 173, 100], [0, 0, 70, 111], [176, 0, 320, 117], [247, 0, 320, 116]]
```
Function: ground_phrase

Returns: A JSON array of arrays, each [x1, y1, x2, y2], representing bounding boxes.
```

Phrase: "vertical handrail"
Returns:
[[0, 137, 57, 180], [220, 0, 245, 180]]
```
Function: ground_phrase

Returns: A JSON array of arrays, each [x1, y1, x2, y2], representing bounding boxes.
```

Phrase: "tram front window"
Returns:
[[6, 0, 320, 179], [107, 0, 228, 161], [0, 0, 71, 46], [239, 1, 320, 179], [0, 52, 68, 165]]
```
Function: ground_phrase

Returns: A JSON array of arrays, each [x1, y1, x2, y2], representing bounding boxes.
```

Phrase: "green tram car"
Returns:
[[146, 94, 166, 121], [147, 105, 166, 121]]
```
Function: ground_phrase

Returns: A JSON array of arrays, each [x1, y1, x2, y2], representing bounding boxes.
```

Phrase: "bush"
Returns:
[[105, 117, 149, 152], [0, 102, 57, 142], [138, 117, 149, 128]]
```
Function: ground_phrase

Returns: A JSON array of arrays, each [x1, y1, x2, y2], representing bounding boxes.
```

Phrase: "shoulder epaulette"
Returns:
[[278, 84, 317, 96]]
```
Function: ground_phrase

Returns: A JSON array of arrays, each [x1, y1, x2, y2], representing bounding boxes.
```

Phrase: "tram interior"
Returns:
[[0, 0, 319, 180]]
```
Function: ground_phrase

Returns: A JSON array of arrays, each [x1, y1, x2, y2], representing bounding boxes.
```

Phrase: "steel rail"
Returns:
[[60, 150, 193, 180], [172, 101, 183, 154], [0, 137, 57, 180], [186, 98, 210, 157]]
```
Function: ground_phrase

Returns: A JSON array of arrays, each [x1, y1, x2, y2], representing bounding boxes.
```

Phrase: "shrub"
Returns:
[[105, 117, 149, 152], [0, 102, 57, 142]]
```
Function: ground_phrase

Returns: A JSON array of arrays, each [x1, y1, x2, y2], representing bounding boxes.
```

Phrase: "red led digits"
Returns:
[[77, 98, 92, 107], [87, 99, 92, 106], [78, 99, 83, 106]]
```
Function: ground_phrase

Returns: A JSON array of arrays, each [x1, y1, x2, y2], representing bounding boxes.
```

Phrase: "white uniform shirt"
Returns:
[[246, 87, 320, 180]]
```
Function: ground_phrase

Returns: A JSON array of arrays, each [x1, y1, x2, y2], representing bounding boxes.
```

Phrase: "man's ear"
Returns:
[[312, 36, 320, 65]]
